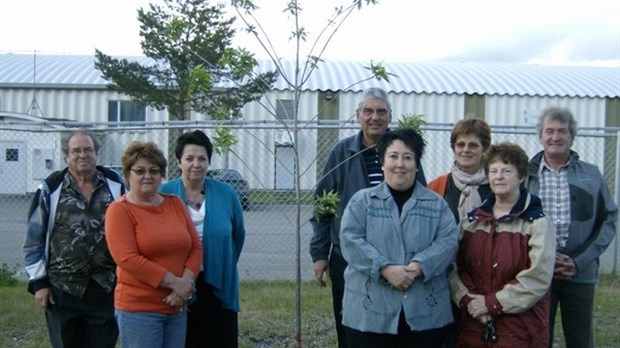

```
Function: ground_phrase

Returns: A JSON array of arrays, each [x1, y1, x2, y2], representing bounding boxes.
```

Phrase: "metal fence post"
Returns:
[[613, 131, 620, 275]]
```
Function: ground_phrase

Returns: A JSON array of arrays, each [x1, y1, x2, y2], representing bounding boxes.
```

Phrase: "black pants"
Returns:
[[185, 275, 238, 348], [329, 250, 348, 348], [549, 280, 595, 348], [46, 280, 117, 348], [344, 311, 447, 348], [440, 304, 460, 348]]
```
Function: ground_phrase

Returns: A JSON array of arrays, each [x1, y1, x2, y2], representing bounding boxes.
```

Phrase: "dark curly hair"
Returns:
[[175, 130, 213, 162], [483, 142, 529, 179], [377, 129, 425, 169]]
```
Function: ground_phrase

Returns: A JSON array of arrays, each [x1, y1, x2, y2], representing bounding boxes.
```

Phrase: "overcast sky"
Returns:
[[1, 0, 618, 67]]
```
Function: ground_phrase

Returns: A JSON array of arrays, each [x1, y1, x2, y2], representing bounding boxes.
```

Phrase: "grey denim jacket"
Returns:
[[339, 181, 458, 334]]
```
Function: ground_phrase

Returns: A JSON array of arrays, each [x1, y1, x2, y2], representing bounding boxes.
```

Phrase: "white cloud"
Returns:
[[1, 0, 618, 67]]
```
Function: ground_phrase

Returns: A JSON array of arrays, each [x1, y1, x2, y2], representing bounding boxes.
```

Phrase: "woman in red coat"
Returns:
[[449, 142, 556, 348]]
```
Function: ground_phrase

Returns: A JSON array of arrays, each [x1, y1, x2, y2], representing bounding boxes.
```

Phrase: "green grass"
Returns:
[[239, 281, 336, 347], [2, 276, 618, 348], [551, 273, 620, 348], [250, 189, 314, 205], [0, 286, 50, 348], [593, 274, 620, 346], [0, 280, 336, 348]]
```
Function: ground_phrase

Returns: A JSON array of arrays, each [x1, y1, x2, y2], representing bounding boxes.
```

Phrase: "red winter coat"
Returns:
[[449, 190, 556, 348]]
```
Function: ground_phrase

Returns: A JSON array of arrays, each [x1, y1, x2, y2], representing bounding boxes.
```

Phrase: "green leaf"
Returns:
[[212, 126, 238, 155], [314, 190, 341, 220], [397, 113, 427, 135]]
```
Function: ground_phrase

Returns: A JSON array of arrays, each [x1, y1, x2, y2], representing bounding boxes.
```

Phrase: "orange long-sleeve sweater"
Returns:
[[105, 194, 203, 314]]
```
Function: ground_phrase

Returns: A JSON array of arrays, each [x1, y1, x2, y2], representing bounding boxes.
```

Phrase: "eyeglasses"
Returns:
[[455, 141, 482, 150], [361, 107, 390, 117], [481, 319, 499, 343], [130, 168, 162, 176], [68, 147, 96, 157]]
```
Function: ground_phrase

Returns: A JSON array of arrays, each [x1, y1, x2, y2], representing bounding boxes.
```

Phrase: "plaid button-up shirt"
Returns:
[[538, 159, 571, 250]]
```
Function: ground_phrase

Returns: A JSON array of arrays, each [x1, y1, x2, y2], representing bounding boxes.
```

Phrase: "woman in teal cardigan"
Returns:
[[159, 130, 245, 348]]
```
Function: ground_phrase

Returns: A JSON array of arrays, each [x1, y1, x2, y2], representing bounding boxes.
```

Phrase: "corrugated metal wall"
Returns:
[[483, 95, 609, 186], [186, 89, 612, 189], [206, 89, 467, 190], [485, 95, 607, 127], [0, 88, 168, 122], [0, 85, 614, 190], [206, 90, 322, 190]]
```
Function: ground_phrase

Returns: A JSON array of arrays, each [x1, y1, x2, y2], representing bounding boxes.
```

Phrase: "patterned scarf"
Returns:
[[450, 162, 489, 219]]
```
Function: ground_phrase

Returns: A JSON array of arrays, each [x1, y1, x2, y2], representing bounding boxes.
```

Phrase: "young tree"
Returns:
[[95, 0, 277, 121], [231, 1, 389, 346]]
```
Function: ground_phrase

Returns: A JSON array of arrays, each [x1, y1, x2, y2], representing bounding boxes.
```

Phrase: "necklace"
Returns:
[[185, 188, 205, 210], [187, 197, 202, 210]]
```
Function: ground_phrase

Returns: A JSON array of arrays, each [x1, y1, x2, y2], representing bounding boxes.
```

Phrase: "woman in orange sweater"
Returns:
[[105, 141, 203, 348]]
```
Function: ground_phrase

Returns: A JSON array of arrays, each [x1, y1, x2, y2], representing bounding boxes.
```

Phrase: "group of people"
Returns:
[[22, 86, 617, 348], [24, 129, 244, 348], [310, 88, 617, 348]]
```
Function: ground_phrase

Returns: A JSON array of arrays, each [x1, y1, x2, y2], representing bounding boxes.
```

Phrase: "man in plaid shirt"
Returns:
[[526, 106, 617, 348]]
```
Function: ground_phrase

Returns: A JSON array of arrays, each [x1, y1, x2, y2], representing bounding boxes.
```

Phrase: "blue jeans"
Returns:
[[115, 310, 187, 348]]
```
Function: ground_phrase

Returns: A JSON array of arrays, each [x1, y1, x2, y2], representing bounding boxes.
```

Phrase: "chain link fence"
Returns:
[[1, 121, 618, 280]]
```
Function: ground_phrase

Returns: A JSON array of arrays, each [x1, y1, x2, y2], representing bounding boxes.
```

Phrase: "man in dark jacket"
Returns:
[[309, 87, 426, 348], [23, 129, 125, 348], [526, 107, 617, 348]]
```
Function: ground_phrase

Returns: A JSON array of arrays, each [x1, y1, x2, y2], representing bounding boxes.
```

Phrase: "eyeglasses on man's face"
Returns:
[[360, 107, 390, 117], [68, 147, 96, 157], [130, 168, 162, 176]]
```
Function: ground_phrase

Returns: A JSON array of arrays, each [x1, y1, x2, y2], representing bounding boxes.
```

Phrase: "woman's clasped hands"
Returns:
[[163, 276, 196, 309], [381, 261, 422, 291], [466, 293, 493, 324]]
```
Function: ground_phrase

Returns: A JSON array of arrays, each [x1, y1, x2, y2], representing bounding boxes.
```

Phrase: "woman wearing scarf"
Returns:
[[427, 117, 492, 347], [428, 117, 492, 223]]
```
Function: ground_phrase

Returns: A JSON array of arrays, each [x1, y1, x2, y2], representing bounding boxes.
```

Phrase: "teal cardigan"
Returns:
[[159, 177, 245, 312]]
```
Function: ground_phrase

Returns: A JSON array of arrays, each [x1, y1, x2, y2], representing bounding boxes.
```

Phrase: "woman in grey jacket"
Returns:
[[339, 129, 458, 347]]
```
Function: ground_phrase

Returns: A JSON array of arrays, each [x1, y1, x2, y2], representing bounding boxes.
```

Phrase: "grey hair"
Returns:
[[61, 129, 100, 155], [356, 87, 392, 111], [537, 106, 578, 139]]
